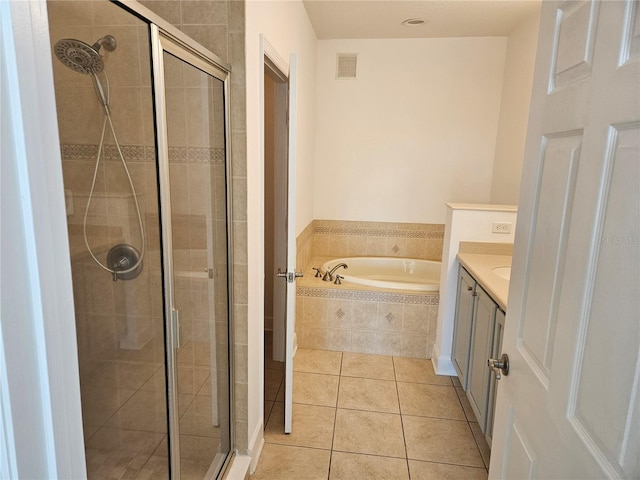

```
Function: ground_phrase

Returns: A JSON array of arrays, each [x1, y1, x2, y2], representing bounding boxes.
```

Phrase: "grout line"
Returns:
[[392, 356, 412, 480], [327, 351, 344, 480]]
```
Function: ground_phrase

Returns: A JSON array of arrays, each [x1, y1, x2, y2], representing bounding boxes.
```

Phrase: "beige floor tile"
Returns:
[[178, 393, 194, 416], [251, 443, 331, 480], [264, 400, 274, 426], [177, 365, 209, 395], [408, 459, 488, 480], [329, 451, 409, 480], [179, 395, 221, 438], [105, 389, 169, 433], [393, 357, 453, 385], [86, 427, 164, 454], [85, 427, 164, 479], [333, 409, 405, 458], [265, 402, 335, 449], [397, 383, 466, 420], [337, 377, 399, 413], [403, 416, 484, 467], [179, 459, 214, 480], [455, 386, 477, 422], [134, 455, 169, 479], [291, 371, 339, 407], [83, 360, 162, 391], [452, 375, 462, 387], [341, 352, 395, 380], [139, 368, 166, 392], [294, 348, 342, 375], [80, 384, 137, 432], [264, 368, 283, 401], [265, 350, 285, 372], [85, 446, 148, 480], [178, 434, 219, 462], [469, 422, 491, 469]]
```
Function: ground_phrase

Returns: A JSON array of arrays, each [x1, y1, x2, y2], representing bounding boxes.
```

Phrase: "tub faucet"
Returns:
[[323, 262, 348, 282]]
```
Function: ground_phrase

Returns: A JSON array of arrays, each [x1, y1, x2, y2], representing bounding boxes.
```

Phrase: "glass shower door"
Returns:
[[152, 28, 232, 479]]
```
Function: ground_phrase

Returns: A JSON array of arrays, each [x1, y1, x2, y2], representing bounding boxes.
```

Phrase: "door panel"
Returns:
[[284, 54, 298, 434], [519, 132, 581, 383], [163, 52, 231, 478], [570, 125, 639, 473], [490, 1, 640, 478], [152, 26, 232, 479]]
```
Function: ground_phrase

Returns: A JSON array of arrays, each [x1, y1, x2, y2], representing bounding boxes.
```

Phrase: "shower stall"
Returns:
[[47, 1, 233, 478]]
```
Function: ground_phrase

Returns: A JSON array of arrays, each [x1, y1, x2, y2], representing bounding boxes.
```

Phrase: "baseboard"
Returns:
[[248, 420, 265, 474], [223, 453, 251, 480], [431, 344, 457, 376]]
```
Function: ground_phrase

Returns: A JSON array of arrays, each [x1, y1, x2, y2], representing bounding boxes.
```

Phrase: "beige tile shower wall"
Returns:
[[312, 220, 445, 261]]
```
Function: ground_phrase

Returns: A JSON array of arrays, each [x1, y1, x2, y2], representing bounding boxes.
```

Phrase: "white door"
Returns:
[[490, 1, 639, 479], [283, 54, 299, 434]]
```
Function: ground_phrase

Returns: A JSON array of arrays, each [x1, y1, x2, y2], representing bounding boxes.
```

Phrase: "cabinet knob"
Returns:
[[488, 353, 509, 380], [467, 286, 473, 291]]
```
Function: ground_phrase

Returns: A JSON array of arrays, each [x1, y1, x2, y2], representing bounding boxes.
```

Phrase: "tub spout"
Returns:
[[323, 262, 348, 282]]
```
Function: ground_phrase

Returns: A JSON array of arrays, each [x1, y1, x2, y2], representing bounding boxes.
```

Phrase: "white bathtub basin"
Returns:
[[322, 257, 441, 292]]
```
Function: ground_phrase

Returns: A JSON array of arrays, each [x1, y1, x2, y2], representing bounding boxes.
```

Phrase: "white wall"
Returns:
[[490, 10, 541, 204], [245, 0, 317, 468], [313, 38, 508, 224]]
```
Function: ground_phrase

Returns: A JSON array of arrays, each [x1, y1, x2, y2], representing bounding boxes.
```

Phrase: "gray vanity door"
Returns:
[[452, 267, 476, 390], [466, 286, 497, 433]]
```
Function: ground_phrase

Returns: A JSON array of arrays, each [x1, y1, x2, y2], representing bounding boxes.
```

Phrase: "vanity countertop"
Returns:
[[457, 253, 512, 311]]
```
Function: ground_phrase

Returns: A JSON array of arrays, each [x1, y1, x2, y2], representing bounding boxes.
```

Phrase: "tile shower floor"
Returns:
[[79, 341, 218, 480], [254, 348, 490, 480]]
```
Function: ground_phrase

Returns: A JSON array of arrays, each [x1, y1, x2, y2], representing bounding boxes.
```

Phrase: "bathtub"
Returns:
[[321, 257, 440, 292]]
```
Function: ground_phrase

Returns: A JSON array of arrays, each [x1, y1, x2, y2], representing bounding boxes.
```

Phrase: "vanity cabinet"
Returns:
[[451, 267, 476, 389], [467, 285, 497, 434], [452, 265, 505, 445], [486, 308, 505, 445]]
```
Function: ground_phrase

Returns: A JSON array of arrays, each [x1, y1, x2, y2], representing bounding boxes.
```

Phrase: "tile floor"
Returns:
[[79, 340, 221, 480], [253, 348, 490, 480]]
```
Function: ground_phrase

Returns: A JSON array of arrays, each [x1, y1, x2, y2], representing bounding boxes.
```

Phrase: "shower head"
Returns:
[[54, 35, 117, 75]]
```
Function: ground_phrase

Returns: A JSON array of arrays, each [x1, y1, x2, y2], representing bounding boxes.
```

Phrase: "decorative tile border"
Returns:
[[313, 222, 445, 240], [61, 143, 225, 164], [297, 286, 439, 305]]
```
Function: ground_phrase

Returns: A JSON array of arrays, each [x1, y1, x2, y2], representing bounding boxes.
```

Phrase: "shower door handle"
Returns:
[[171, 308, 181, 350]]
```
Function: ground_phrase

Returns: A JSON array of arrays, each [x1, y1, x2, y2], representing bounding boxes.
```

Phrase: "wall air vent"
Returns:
[[336, 53, 358, 79]]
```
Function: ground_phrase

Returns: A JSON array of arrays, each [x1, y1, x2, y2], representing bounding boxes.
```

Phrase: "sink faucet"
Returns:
[[323, 262, 348, 282]]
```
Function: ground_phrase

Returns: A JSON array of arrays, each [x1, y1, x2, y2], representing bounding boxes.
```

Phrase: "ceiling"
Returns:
[[302, 0, 541, 39]]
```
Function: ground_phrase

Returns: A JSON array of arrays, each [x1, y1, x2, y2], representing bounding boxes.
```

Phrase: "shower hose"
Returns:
[[83, 71, 146, 279]]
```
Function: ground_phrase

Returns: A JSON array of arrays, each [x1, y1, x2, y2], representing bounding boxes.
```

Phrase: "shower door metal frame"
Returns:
[[149, 21, 235, 480]]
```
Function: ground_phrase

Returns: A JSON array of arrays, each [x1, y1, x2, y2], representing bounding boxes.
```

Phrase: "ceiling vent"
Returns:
[[336, 53, 358, 79]]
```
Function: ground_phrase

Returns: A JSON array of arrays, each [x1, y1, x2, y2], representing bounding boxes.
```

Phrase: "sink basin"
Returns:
[[492, 266, 511, 281]]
